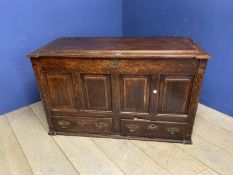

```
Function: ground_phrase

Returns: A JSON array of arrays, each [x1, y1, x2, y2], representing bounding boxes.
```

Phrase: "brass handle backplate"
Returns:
[[126, 123, 139, 132], [77, 120, 87, 128], [167, 127, 180, 135], [95, 122, 108, 129], [147, 124, 158, 130], [109, 60, 121, 68], [58, 120, 70, 129]]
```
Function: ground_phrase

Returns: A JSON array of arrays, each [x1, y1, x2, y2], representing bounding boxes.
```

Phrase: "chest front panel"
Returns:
[[120, 75, 150, 113], [43, 72, 77, 112], [81, 74, 112, 112], [33, 57, 205, 143], [158, 75, 193, 115]]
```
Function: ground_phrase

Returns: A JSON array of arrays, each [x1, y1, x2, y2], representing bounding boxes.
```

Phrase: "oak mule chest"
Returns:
[[28, 37, 210, 144]]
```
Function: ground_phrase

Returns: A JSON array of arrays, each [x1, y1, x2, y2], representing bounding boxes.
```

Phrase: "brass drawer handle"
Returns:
[[147, 124, 158, 130], [95, 122, 108, 129], [58, 120, 70, 129], [77, 120, 87, 128], [167, 127, 180, 135], [109, 60, 121, 68], [126, 123, 139, 132]]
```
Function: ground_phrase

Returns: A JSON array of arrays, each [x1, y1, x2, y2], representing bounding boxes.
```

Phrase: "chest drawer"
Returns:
[[53, 117, 112, 134], [121, 119, 186, 139]]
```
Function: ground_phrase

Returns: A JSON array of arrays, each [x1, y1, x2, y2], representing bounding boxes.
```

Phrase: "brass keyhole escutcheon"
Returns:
[[109, 59, 121, 68], [147, 124, 158, 130]]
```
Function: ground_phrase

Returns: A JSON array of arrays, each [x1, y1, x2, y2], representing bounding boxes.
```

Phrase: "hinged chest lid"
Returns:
[[28, 37, 210, 59]]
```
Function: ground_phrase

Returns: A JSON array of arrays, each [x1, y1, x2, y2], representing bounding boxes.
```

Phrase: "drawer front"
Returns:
[[121, 119, 186, 139], [53, 117, 112, 134]]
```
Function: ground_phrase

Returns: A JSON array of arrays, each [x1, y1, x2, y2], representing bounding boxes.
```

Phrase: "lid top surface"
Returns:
[[28, 37, 210, 59]]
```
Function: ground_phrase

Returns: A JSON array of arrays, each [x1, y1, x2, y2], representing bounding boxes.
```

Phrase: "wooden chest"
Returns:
[[28, 37, 210, 143]]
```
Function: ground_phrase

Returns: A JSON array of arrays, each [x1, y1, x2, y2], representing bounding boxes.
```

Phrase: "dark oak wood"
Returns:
[[43, 72, 77, 112], [121, 119, 186, 139], [29, 37, 210, 143], [120, 75, 150, 113], [158, 75, 194, 115], [28, 37, 210, 59], [81, 74, 112, 112], [53, 116, 112, 134]]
